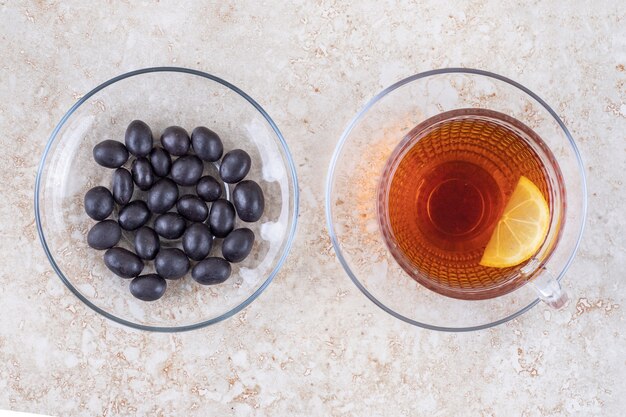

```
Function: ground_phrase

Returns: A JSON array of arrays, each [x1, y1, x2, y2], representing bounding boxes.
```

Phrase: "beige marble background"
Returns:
[[1, 1, 624, 416]]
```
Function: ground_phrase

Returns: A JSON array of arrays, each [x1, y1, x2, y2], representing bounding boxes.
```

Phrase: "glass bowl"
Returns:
[[326, 68, 586, 331], [35, 67, 299, 332]]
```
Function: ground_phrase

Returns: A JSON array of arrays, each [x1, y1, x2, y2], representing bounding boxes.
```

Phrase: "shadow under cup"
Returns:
[[377, 108, 566, 301]]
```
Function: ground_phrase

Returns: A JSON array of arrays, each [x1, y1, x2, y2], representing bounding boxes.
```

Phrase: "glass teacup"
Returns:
[[326, 69, 586, 331]]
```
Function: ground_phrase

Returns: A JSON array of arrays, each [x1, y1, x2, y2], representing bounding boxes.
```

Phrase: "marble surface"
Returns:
[[1, 1, 624, 416]]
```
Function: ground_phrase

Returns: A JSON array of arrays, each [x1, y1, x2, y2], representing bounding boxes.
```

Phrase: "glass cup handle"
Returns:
[[528, 267, 569, 309]]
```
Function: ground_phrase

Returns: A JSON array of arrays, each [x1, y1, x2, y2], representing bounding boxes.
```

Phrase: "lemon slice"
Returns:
[[479, 176, 550, 268]]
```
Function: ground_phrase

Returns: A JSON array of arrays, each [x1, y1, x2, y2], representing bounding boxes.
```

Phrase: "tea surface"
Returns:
[[380, 110, 551, 299]]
